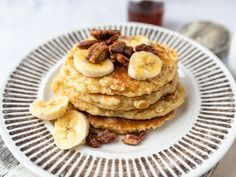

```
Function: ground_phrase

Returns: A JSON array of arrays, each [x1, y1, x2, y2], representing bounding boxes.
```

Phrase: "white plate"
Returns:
[[0, 23, 236, 177]]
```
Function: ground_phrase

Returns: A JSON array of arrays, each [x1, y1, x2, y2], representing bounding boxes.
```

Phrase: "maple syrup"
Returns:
[[128, 0, 164, 26]]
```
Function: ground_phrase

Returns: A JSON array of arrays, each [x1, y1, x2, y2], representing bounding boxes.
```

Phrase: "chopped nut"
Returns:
[[123, 45, 134, 58], [86, 132, 101, 148], [77, 40, 99, 49], [109, 41, 134, 58], [109, 41, 126, 54], [122, 131, 147, 145], [87, 43, 109, 63], [135, 43, 158, 55], [98, 130, 117, 143], [105, 34, 120, 45], [116, 54, 129, 67], [90, 29, 121, 40]]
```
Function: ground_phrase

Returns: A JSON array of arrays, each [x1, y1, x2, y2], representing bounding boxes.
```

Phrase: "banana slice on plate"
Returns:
[[73, 49, 114, 77], [54, 110, 89, 150], [119, 35, 150, 48], [29, 96, 69, 120], [128, 51, 163, 80]]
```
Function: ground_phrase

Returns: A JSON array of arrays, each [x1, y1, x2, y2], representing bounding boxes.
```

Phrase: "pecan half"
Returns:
[[90, 29, 121, 40], [135, 43, 158, 55], [87, 42, 109, 63], [109, 41, 126, 54], [116, 53, 129, 67], [109, 41, 134, 57], [77, 40, 99, 49], [105, 34, 120, 45], [122, 131, 147, 145], [98, 130, 117, 143], [86, 132, 101, 148], [123, 45, 134, 58]]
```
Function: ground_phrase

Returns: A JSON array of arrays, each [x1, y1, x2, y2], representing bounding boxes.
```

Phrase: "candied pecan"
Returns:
[[122, 131, 147, 145], [90, 29, 121, 40], [87, 42, 109, 63], [110, 54, 117, 63], [135, 43, 158, 55], [109, 41, 134, 58], [98, 130, 117, 144], [105, 34, 120, 45], [77, 40, 99, 49], [86, 132, 101, 148], [109, 41, 126, 54], [123, 45, 134, 58], [116, 53, 129, 67]]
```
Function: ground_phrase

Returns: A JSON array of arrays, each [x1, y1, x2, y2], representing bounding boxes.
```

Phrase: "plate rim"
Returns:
[[0, 22, 235, 177]]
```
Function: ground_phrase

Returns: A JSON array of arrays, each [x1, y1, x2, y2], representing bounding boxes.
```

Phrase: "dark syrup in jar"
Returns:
[[128, 0, 164, 26]]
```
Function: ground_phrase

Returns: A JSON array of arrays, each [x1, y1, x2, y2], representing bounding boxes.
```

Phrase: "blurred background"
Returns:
[[0, 0, 235, 76], [0, 0, 236, 176]]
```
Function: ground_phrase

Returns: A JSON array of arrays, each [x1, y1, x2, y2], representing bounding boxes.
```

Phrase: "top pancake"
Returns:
[[53, 43, 178, 97]]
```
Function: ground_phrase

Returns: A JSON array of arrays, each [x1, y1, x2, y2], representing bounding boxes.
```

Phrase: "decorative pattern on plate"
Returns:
[[1, 23, 235, 177]]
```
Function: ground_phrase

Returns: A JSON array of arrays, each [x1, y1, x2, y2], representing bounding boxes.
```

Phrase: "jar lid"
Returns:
[[179, 21, 230, 56]]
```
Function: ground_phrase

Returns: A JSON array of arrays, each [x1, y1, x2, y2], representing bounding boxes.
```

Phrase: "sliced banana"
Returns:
[[29, 96, 69, 120], [119, 35, 150, 48], [128, 51, 163, 80], [73, 49, 114, 77], [54, 110, 89, 150]]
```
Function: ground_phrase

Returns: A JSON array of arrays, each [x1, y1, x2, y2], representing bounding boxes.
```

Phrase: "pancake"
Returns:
[[52, 74, 178, 111], [52, 43, 178, 97], [88, 111, 175, 134], [67, 84, 184, 120]]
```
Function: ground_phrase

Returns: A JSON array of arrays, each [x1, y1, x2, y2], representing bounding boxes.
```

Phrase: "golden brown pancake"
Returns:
[[88, 111, 175, 134], [52, 74, 178, 111], [65, 84, 184, 120], [51, 43, 178, 97]]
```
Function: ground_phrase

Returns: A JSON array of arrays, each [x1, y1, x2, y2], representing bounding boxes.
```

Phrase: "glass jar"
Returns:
[[128, 0, 164, 26]]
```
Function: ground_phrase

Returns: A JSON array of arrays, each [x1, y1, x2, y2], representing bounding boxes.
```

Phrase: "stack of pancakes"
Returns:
[[51, 42, 184, 134]]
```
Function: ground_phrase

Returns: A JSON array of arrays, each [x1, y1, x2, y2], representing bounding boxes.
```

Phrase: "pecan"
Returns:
[[105, 34, 120, 45], [77, 40, 99, 49], [87, 42, 109, 63], [109, 41, 126, 54], [109, 41, 134, 58], [135, 43, 158, 55], [98, 130, 117, 143], [86, 132, 101, 148], [116, 54, 129, 67], [122, 131, 147, 145], [90, 29, 121, 40], [123, 45, 134, 58]]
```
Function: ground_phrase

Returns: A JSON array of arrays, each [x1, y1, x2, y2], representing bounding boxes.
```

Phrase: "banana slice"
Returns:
[[128, 51, 163, 80], [119, 35, 150, 48], [54, 110, 89, 150], [73, 49, 114, 77], [29, 96, 69, 120]]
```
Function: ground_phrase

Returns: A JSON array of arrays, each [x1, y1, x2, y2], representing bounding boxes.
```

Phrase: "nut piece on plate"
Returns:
[[111, 53, 130, 67], [77, 40, 99, 49], [86, 129, 117, 148], [90, 29, 121, 40], [109, 41, 134, 58], [98, 130, 117, 143], [122, 131, 147, 145], [29, 96, 69, 120], [87, 42, 109, 63], [135, 43, 158, 56], [128, 51, 163, 80], [54, 110, 89, 150], [86, 131, 101, 148]]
